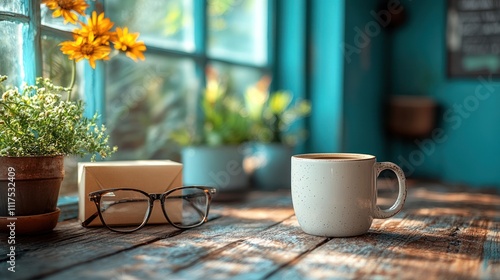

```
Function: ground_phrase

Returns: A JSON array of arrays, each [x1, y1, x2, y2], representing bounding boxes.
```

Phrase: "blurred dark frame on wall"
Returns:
[[446, 0, 500, 78]]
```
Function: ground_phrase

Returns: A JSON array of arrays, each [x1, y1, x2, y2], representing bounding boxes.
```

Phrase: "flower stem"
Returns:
[[68, 61, 76, 101]]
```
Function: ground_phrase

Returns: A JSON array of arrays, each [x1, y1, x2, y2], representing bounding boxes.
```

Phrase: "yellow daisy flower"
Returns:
[[113, 27, 147, 61], [42, 0, 88, 24], [76, 11, 114, 45], [60, 32, 111, 69]]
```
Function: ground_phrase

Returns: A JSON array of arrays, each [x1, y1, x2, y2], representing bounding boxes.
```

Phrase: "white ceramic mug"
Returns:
[[291, 153, 407, 237]]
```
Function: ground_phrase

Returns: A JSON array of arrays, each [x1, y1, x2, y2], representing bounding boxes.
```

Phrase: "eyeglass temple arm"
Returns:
[[82, 211, 99, 227]]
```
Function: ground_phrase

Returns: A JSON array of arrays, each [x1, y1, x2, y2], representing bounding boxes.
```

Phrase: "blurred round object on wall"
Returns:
[[387, 95, 437, 138]]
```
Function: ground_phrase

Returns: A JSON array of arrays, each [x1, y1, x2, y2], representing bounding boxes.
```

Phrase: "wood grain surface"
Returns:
[[0, 182, 499, 280]]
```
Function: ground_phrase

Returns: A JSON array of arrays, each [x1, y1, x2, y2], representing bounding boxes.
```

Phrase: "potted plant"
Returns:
[[245, 79, 311, 190], [0, 76, 116, 234], [170, 68, 251, 199]]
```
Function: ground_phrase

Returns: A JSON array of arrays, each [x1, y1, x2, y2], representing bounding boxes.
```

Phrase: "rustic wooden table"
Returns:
[[1, 181, 499, 280]]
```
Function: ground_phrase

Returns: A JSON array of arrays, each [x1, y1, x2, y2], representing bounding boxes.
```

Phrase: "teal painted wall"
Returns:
[[387, 0, 500, 187], [307, 0, 345, 153], [275, 0, 308, 153], [342, 0, 388, 159], [281, 0, 500, 187]]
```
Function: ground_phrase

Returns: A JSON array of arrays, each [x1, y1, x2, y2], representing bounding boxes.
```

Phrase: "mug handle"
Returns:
[[373, 162, 407, 219]]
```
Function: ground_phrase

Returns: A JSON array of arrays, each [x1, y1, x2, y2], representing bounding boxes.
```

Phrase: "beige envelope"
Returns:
[[78, 160, 183, 227]]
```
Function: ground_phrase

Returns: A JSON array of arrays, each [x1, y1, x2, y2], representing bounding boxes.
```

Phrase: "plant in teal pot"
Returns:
[[245, 79, 311, 190], [170, 69, 251, 200]]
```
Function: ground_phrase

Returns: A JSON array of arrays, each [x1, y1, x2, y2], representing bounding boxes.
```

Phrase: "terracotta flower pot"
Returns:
[[0, 156, 64, 234]]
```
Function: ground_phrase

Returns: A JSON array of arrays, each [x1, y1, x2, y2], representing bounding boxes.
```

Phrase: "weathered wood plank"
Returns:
[[0, 219, 185, 279], [271, 216, 496, 279], [1, 186, 499, 280], [1, 191, 295, 279], [271, 188, 500, 280], [480, 220, 500, 278], [37, 192, 295, 279], [172, 216, 326, 279]]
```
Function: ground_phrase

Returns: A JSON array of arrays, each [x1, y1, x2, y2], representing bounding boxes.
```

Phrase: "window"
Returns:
[[104, 0, 272, 162], [0, 0, 82, 95], [0, 1, 32, 87], [0, 0, 273, 195]]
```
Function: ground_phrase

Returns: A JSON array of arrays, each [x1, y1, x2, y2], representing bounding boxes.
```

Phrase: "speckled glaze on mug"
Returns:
[[291, 153, 407, 237]]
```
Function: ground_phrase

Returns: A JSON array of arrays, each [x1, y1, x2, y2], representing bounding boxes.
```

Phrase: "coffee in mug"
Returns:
[[291, 153, 407, 237]]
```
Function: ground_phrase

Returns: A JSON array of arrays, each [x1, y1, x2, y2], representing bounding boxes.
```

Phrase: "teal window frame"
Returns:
[[0, 0, 42, 86]]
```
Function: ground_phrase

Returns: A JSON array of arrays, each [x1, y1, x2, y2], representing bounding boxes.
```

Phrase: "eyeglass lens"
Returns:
[[99, 190, 150, 232], [164, 187, 209, 228], [98, 187, 209, 232]]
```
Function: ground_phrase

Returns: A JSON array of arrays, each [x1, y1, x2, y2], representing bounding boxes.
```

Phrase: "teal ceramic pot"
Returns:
[[181, 145, 249, 199], [247, 143, 293, 191]]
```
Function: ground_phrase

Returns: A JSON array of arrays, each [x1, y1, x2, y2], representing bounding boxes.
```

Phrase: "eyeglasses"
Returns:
[[82, 186, 217, 233]]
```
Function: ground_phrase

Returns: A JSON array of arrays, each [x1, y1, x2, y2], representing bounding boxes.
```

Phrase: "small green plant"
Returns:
[[0, 76, 116, 160], [171, 73, 311, 147], [245, 78, 311, 146], [170, 70, 250, 147]]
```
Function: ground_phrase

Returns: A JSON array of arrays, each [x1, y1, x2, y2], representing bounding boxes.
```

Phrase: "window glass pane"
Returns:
[[208, 0, 268, 65], [209, 62, 266, 98], [0, 0, 26, 15], [105, 0, 194, 52], [40, 4, 80, 32], [106, 54, 198, 160], [0, 21, 24, 87], [41, 35, 82, 100], [41, 35, 84, 196]]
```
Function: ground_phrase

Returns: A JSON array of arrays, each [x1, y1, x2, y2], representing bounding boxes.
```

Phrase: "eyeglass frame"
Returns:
[[82, 186, 217, 233]]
